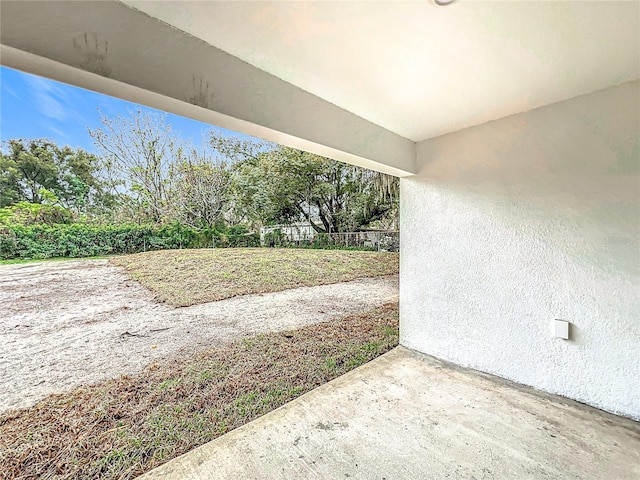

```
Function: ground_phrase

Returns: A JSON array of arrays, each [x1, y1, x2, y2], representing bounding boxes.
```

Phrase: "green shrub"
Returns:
[[262, 229, 287, 248], [0, 202, 73, 226], [0, 222, 263, 260]]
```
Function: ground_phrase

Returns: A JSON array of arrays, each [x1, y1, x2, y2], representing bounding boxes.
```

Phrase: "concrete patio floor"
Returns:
[[140, 347, 640, 480]]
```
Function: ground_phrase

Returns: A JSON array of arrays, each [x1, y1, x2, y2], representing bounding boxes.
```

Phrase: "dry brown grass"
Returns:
[[0, 303, 399, 480], [110, 248, 399, 306]]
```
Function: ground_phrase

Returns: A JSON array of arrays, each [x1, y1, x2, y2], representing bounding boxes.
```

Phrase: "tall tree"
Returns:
[[0, 139, 106, 212], [89, 109, 176, 222], [224, 137, 399, 233], [0, 139, 59, 205], [167, 146, 231, 228]]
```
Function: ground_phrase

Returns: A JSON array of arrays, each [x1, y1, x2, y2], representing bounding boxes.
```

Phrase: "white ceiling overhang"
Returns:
[[1, 1, 638, 175], [123, 0, 640, 142]]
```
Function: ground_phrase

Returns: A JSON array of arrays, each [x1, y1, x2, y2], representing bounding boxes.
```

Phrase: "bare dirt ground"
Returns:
[[0, 259, 398, 414]]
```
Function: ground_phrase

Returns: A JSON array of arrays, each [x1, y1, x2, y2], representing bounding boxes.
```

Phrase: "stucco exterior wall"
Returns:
[[400, 81, 640, 419]]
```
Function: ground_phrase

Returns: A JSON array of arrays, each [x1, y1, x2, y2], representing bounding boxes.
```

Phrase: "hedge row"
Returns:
[[0, 224, 260, 260]]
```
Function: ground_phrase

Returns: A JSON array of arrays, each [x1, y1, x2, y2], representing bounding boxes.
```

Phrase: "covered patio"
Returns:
[[2, 1, 638, 478]]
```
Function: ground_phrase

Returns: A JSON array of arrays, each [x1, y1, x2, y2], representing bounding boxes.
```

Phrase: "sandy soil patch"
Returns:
[[0, 259, 398, 413]]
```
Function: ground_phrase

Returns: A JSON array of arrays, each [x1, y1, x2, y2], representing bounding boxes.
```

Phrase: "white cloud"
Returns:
[[46, 125, 71, 142], [1, 82, 20, 100], [25, 75, 69, 122]]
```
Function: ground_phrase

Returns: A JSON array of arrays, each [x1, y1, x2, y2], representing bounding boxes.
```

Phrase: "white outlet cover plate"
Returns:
[[554, 319, 570, 340]]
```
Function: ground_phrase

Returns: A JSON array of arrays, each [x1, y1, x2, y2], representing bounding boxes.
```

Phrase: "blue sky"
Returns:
[[0, 66, 247, 153]]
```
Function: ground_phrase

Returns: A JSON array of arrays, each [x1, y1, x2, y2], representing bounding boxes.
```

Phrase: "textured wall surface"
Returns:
[[400, 81, 640, 419]]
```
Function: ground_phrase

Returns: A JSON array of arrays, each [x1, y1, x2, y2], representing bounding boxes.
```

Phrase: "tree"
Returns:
[[0, 139, 59, 206], [266, 147, 363, 233], [167, 146, 231, 228], [0, 150, 22, 207], [351, 169, 400, 230], [0, 139, 106, 213], [89, 109, 177, 222], [222, 135, 399, 233]]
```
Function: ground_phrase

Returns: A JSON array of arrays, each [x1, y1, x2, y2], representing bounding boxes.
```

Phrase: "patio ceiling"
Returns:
[[123, 0, 639, 142], [1, 1, 638, 175]]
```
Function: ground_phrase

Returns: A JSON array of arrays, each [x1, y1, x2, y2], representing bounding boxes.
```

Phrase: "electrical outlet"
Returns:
[[553, 319, 570, 340]]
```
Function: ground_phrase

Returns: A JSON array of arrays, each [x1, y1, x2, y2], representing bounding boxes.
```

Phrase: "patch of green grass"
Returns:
[[0, 255, 109, 265], [362, 341, 383, 354], [110, 248, 399, 306], [345, 352, 369, 370], [157, 378, 181, 391], [0, 303, 399, 480], [380, 324, 398, 337], [324, 357, 338, 373]]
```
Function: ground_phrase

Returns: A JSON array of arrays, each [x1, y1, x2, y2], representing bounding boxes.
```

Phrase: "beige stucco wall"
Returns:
[[400, 81, 640, 419]]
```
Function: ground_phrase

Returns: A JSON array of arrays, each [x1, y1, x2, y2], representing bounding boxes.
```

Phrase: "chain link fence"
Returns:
[[261, 229, 399, 252]]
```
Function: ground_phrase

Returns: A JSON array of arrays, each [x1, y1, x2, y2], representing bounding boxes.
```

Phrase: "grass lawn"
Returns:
[[0, 303, 399, 480], [110, 248, 399, 306]]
